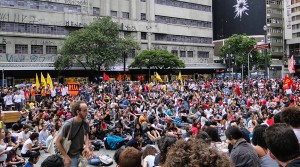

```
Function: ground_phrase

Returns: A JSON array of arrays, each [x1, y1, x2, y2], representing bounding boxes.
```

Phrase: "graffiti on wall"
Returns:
[[65, 21, 87, 27], [0, 54, 59, 62], [0, 38, 11, 45], [0, 13, 45, 24]]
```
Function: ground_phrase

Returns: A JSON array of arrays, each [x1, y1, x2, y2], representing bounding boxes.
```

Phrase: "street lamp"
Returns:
[[226, 54, 234, 79], [263, 25, 268, 80]]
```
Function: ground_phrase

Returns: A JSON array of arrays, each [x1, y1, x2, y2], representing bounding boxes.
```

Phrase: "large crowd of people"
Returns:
[[0, 77, 299, 167]]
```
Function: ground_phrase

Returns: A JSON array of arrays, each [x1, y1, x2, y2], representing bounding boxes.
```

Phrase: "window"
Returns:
[[155, 15, 212, 28], [155, 0, 211, 12], [155, 33, 212, 44], [141, 13, 147, 21], [93, 7, 100, 16], [0, 22, 70, 35], [0, 0, 81, 14], [46, 46, 57, 54], [171, 50, 178, 56], [15, 44, 28, 54], [31, 45, 43, 54], [197, 51, 209, 58], [141, 32, 147, 40], [111, 10, 118, 17], [187, 51, 193, 57], [0, 44, 6, 53], [122, 12, 129, 19], [180, 51, 186, 57]]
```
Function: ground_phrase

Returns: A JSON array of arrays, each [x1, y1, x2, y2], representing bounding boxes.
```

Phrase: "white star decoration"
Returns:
[[233, 0, 249, 20]]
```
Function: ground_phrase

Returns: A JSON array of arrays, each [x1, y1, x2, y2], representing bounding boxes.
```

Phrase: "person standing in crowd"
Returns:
[[264, 123, 300, 167], [225, 126, 260, 167], [55, 101, 91, 167], [280, 106, 300, 142], [142, 146, 157, 167], [252, 125, 279, 167]]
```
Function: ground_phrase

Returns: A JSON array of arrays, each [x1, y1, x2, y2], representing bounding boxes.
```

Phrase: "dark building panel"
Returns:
[[213, 0, 266, 40]]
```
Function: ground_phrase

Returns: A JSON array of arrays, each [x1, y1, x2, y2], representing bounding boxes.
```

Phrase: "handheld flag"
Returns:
[[35, 73, 40, 88], [156, 72, 163, 82], [283, 74, 293, 90], [41, 72, 47, 87], [117, 73, 123, 83], [178, 71, 183, 86], [288, 55, 295, 74], [47, 73, 53, 89], [103, 72, 110, 81], [235, 84, 242, 96]]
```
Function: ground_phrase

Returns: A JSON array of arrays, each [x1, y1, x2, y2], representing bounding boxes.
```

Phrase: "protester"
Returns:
[[55, 101, 91, 167], [264, 123, 300, 167], [252, 125, 279, 167], [24, 151, 40, 167], [225, 126, 260, 167], [163, 139, 232, 167], [117, 147, 141, 167], [280, 106, 300, 142], [142, 145, 158, 167]]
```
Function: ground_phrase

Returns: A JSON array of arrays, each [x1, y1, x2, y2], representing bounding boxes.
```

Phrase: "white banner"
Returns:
[[284, 0, 292, 39]]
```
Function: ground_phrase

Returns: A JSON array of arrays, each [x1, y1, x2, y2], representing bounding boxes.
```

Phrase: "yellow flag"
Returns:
[[35, 73, 40, 88], [178, 71, 183, 86], [47, 73, 53, 89], [156, 72, 163, 82], [41, 72, 47, 87]]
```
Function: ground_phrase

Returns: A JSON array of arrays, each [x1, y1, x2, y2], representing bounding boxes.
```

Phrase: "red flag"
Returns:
[[103, 72, 110, 81], [288, 55, 295, 74], [235, 84, 242, 96], [283, 74, 293, 90]]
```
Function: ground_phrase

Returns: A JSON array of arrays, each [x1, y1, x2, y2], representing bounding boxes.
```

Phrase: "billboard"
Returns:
[[213, 0, 266, 40]]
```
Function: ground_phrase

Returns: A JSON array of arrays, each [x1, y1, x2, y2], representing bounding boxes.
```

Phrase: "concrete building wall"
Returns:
[[0, 0, 218, 72]]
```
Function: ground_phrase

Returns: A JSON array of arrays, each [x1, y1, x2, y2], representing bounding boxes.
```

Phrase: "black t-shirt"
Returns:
[[125, 138, 139, 149], [144, 126, 155, 134], [11, 123, 23, 132]]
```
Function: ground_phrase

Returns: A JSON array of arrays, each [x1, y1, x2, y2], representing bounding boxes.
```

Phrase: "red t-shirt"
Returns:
[[267, 118, 274, 126]]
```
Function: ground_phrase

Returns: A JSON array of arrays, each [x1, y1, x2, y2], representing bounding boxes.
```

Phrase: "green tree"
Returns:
[[129, 50, 185, 69], [54, 17, 140, 71], [220, 34, 270, 70]]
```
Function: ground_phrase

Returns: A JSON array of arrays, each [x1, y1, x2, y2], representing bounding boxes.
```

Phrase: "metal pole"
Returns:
[[241, 64, 243, 81], [248, 53, 250, 79], [2, 69, 4, 88], [264, 34, 268, 80], [123, 52, 126, 83], [149, 67, 151, 83]]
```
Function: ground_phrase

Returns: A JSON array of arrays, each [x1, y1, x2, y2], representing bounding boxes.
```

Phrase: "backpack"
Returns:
[[41, 154, 64, 167]]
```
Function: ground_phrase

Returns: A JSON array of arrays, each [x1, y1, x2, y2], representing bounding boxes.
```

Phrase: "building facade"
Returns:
[[286, 0, 300, 74], [213, 0, 286, 79], [0, 0, 219, 84]]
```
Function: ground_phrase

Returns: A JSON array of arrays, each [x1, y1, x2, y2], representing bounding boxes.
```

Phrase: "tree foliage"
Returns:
[[130, 50, 185, 69], [55, 17, 140, 71], [220, 34, 270, 69]]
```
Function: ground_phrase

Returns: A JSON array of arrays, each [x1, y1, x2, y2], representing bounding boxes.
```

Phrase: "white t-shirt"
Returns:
[[18, 131, 31, 143], [13, 94, 22, 103], [45, 135, 53, 148], [21, 139, 33, 154], [4, 95, 13, 105], [143, 155, 155, 167]]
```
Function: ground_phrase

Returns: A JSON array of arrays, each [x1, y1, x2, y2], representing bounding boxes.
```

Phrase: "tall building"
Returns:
[[286, 0, 300, 73], [0, 0, 218, 85], [213, 0, 285, 78]]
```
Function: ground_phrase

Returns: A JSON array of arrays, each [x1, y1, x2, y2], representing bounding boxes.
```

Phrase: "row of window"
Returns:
[[268, 28, 283, 33], [0, 44, 57, 54], [0, 22, 70, 35], [171, 50, 209, 58], [110, 10, 143, 20], [155, 15, 212, 28], [266, 0, 282, 5], [155, 34, 212, 44], [267, 18, 282, 24], [155, 0, 211, 12], [0, 0, 81, 14], [267, 8, 282, 15], [269, 37, 283, 43]]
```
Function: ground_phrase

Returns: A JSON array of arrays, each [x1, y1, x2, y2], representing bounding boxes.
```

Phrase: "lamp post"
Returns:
[[226, 54, 234, 79], [147, 31, 152, 83], [263, 25, 268, 80], [123, 51, 126, 83]]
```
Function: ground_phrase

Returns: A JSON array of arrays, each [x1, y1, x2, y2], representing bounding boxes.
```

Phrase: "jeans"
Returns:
[[70, 154, 80, 167]]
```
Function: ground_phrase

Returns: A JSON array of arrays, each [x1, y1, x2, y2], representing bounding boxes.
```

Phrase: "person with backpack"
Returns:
[[55, 101, 92, 167]]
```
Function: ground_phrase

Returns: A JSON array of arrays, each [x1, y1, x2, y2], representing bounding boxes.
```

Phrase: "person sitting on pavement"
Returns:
[[11, 120, 23, 133], [125, 132, 143, 151], [21, 133, 42, 157], [24, 151, 40, 167]]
